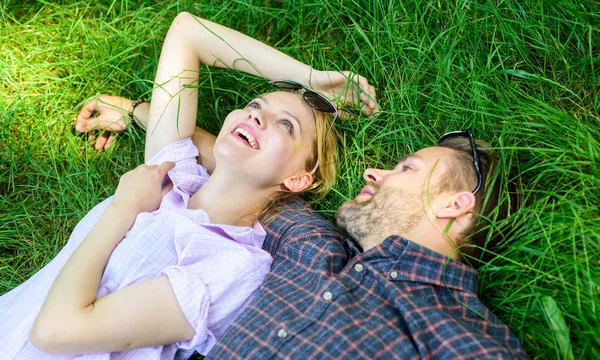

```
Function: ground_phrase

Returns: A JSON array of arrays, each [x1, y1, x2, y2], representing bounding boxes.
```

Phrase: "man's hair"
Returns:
[[437, 136, 521, 267]]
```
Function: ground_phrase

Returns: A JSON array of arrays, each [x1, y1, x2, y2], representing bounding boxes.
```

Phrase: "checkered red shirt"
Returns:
[[206, 197, 528, 359]]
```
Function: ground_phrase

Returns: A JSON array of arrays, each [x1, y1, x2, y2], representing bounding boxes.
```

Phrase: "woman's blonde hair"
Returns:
[[301, 109, 339, 200], [258, 103, 340, 222]]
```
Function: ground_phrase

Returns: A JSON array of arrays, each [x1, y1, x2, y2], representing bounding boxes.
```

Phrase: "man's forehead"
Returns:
[[396, 146, 455, 167]]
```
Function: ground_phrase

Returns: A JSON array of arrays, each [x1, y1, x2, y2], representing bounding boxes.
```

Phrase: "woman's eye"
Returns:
[[281, 120, 293, 133], [247, 101, 261, 109]]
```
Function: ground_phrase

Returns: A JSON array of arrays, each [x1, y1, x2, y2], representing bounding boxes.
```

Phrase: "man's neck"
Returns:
[[356, 224, 458, 260]]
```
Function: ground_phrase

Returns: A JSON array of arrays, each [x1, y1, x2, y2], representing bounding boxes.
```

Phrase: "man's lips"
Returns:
[[231, 123, 260, 149], [355, 185, 374, 199]]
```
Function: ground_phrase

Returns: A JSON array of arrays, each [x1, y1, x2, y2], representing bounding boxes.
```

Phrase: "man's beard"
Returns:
[[336, 183, 424, 250]]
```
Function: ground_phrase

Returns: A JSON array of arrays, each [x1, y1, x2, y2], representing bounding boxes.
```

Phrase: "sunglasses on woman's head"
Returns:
[[438, 130, 483, 195], [269, 80, 339, 174]]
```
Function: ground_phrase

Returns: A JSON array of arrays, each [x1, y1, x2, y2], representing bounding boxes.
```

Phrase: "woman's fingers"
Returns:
[[360, 102, 374, 117], [368, 84, 377, 109], [157, 161, 176, 177], [104, 133, 116, 150], [76, 97, 126, 132], [359, 92, 372, 116], [86, 131, 114, 151], [75, 100, 98, 132], [80, 115, 127, 132], [75, 95, 133, 150], [113, 162, 176, 214], [94, 131, 109, 151], [79, 114, 127, 151], [350, 75, 379, 115]]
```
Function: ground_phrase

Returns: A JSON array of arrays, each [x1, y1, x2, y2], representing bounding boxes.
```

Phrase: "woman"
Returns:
[[0, 12, 377, 359]]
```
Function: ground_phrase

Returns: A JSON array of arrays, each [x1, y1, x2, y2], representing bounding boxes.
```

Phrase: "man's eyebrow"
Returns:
[[397, 154, 422, 165]]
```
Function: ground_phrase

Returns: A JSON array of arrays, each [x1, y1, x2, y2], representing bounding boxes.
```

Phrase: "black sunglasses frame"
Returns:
[[268, 80, 339, 174], [438, 130, 483, 195], [268, 80, 338, 114]]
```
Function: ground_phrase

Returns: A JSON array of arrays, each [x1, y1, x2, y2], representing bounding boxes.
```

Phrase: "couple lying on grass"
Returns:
[[0, 12, 528, 359]]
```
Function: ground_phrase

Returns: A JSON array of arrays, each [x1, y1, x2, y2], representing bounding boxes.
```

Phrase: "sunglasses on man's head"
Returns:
[[269, 80, 339, 174], [438, 130, 483, 195]]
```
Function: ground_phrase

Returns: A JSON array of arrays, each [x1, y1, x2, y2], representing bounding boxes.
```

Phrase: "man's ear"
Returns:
[[283, 172, 313, 193], [434, 191, 476, 219]]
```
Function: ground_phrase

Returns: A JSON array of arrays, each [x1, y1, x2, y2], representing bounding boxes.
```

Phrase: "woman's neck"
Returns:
[[188, 168, 277, 227]]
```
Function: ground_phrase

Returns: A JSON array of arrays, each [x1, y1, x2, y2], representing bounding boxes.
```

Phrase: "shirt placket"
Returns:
[[268, 259, 367, 355]]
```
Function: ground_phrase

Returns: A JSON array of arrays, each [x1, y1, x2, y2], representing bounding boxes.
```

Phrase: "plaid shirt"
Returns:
[[206, 197, 528, 359]]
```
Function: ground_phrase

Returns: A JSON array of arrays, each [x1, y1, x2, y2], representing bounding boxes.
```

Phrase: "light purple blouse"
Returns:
[[0, 138, 272, 359]]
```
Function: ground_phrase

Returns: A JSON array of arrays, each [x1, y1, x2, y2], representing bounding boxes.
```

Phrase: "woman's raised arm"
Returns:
[[145, 12, 302, 160], [75, 12, 378, 159]]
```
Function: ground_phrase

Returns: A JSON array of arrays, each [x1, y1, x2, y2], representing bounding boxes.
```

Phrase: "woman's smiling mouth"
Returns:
[[232, 124, 260, 149]]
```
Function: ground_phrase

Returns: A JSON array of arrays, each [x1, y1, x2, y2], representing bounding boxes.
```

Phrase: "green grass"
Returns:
[[1, 0, 598, 358]]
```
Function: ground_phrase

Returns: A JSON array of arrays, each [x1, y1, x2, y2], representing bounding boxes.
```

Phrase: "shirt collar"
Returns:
[[201, 218, 267, 248], [371, 235, 478, 293]]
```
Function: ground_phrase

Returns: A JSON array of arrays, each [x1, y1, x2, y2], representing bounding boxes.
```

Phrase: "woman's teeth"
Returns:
[[234, 128, 258, 149]]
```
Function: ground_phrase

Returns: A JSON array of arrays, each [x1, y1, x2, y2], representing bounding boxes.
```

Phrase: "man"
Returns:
[[76, 96, 527, 359], [205, 130, 527, 359]]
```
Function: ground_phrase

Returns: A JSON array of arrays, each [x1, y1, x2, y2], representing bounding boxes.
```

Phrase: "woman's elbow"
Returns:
[[29, 321, 72, 355], [29, 322, 60, 354], [170, 12, 210, 40], [171, 11, 201, 33]]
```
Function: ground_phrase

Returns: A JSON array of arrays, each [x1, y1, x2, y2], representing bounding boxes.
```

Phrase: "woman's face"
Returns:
[[213, 91, 317, 190]]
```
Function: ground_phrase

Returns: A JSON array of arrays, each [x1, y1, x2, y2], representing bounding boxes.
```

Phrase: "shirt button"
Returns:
[[277, 328, 288, 338], [390, 271, 399, 279], [354, 263, 364, 272], [322, 291, 333, 301]]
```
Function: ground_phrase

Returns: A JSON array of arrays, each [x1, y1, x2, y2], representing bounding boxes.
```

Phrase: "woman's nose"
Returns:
[[248, 111, 265, 129], [363, 168, 385, 183]]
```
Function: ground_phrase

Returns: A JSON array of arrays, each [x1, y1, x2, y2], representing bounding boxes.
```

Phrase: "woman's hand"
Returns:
[[112, 162, 175, 215], [75, 95, 133, 150], [309, 70, 379, 117]]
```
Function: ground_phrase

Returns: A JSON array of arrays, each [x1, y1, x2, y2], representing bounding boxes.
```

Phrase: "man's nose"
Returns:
[[248, 111, 265, 129], [363, 168, 385, 183]]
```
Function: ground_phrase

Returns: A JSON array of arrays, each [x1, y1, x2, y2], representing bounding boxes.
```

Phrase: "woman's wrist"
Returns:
[[303, 68, 321, 89], [129, 101, 150, 130], [105, 203, 138, 229]]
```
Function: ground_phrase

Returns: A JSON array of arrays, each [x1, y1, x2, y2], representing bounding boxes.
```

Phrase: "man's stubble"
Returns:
[[336, 183, 424, 250]]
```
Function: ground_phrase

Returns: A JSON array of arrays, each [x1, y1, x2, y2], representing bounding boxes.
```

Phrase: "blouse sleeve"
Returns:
[[146, 138, 209, 208], [159, 248, 272, 354]]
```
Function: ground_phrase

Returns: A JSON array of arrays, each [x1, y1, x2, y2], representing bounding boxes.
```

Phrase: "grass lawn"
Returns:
[[1, 0, 598, 358]]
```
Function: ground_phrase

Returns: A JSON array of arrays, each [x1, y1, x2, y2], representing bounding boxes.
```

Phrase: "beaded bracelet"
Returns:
[[128, 99, 147, 123]]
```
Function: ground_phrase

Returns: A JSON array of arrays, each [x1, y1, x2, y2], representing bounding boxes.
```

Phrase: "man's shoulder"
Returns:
[[265, 196, 340, 235], [262, 196, 345, 255], [371, 237, 527, 359]]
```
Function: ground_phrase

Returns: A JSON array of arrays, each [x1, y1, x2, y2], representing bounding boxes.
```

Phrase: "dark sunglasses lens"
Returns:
[[270, 80, 302, 90], [304, 92, 336, 113]]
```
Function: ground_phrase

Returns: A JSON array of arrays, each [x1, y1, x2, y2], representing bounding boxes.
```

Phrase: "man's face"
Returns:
[[336, 146, 457, 251]]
